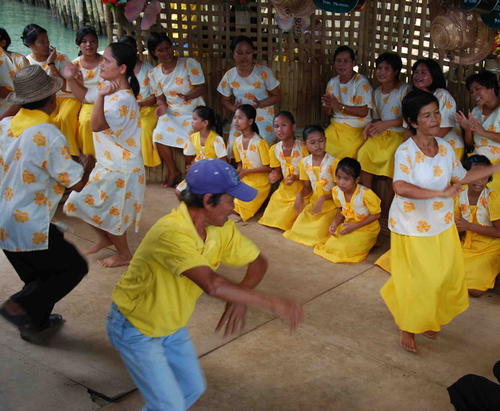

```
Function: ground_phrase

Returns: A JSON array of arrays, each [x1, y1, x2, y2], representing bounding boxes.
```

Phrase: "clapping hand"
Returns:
[[177, 92, 189, 103], [63, 62, 79, 81], [321, 94, 340, 110], [455, 111, 472, 131], [98, 80, 121, 97]]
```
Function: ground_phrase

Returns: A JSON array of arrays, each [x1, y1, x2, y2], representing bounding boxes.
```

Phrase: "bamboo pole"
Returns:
[[87, 0, 98, 32], [76, 0, 85, 29], [106, 4, 113, 44], [95, 0, 107, 36]]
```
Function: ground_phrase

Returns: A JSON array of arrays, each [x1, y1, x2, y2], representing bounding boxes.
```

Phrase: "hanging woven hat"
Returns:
[[271, 0, 317, 20], [6, 65, 63, 105], [430, 6, 495, 66]]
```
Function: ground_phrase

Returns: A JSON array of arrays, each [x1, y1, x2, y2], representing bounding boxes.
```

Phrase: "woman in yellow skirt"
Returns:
[[455, 155, 500, 297], [259, 111, 310, 230], [22, 24, 81, 155], [232, 104, 271, 220], [284, 125, 339, 247], [381, 89, 500, 353], [73, 27, 102, 158], [118, 36, 161, 168], [358, 53, 410, 217], [457, 70, 500, 193], [314, 158, 381, 263], [321, 45, 373, 159]]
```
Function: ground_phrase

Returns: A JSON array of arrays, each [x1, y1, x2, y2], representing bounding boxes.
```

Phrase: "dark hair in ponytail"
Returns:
[[236, 104, 259, 134], [21, 24, 47, 48], [193, 106, 223, 136], [108, 43, 140, 98]]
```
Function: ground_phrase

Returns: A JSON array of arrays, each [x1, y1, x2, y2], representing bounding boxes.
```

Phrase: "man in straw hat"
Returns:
[[0, 65, 94, 343], [106, 158, 303, 410]]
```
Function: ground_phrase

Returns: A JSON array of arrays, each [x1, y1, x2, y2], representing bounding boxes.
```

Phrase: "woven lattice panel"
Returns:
[[108, 0, 482, 127]]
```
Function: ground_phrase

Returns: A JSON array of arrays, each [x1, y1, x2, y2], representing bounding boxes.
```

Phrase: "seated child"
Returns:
[[176, 106, 227, 195], [455, 155, 500, 297], [283, 125, 339, 246], [259, 111, 310, 230], [233, 104, 271, 221], [314, 158, 381, 263]]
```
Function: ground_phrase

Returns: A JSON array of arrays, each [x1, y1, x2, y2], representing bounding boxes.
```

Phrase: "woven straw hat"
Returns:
[[430, 5, 495, 66], [272, 0, 316, 19], [6, 65, 63, 105]]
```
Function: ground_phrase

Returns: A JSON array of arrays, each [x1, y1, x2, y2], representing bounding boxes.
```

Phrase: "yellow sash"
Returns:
[[10, 109, 51, 137]]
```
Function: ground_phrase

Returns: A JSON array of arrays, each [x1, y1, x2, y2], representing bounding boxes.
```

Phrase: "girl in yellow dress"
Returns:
[[118, 36, 161, 168], [284, 125, 339, 246], [232, 104, 271, 220], [175, 106, 227, 195], [455, 155, 500, 298], [321, 45, 373, 159], [259, 111, 310, 230], [22, 24, 81, 156], [357, 53, 410, 217], [314, 158, 381, 263], [0, 28, 29, 119], [73, 27, 102, 157], [381, 89, 500, 353], [457, 70, 500, 192]]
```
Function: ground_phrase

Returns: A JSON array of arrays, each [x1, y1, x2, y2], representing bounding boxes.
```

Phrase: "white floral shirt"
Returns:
[[472, 105, 500, 159], [0, 48, 29, 116], [389, 137, 466, 236], [372, 82, 411, 132], [27, 52, 74, 98], [0, 110, 83, 251]]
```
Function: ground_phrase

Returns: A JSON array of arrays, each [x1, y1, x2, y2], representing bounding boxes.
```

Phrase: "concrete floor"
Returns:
[[1, 183, 499, 411]]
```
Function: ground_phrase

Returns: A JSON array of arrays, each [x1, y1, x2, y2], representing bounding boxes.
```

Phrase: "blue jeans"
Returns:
[[106, 304, 206, 411]]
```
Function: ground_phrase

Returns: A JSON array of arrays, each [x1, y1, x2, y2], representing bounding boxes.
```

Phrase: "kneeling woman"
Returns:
[[455, 155, 500, 298], [63, 43, 145, 268], [314, 158, 381, 263], [381, 89, 500, 353]]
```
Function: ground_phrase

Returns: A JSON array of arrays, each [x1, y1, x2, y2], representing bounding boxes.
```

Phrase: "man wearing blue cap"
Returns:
[[106, 159, 303, 411]]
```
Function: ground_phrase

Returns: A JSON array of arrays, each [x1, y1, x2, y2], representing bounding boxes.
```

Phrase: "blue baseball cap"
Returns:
[[186, 159, 257, 202]]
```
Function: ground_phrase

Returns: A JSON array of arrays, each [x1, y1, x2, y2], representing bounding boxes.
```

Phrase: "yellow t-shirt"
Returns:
[[112, 202, 260, 337]]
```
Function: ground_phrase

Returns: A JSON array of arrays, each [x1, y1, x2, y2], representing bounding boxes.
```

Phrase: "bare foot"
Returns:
[[400, 330, 417, 352], [97, 253, 131, 268], [421, 330, 438, 339], [161, 170, 181, 188], [85, 237, 113, 255]]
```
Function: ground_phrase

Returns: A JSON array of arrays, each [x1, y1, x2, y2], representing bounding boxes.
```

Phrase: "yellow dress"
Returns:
[[233, 135, 271, 221], [137, 61, 161, 167], [357, 82, 410, 178], [455, 188, 500, 291], [27, 53, 81, 156], [323, 73, 373, 159], [283, 154, 339, 247], [73, 56, 102, 158], [380, 226, 469, 333], [314, 185, 381, 263], [259, 141, 310, 230]]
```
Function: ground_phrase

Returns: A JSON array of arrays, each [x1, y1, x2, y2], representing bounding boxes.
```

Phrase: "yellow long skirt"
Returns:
[[375, 250, 391, 273], [454, 147, 464, 163], [314, 220, 380, 263], [234, 172, 271, 221], [487, 159, 500, 193], [462, 232, 500, 291], [77, 103, 95, 157], [325, 120, 365, 159], [283, 196, 338, 247], [140, 106, 161, 167], [380, 226, 469, 333], [51, 97, 81, 156], [357, 130, 404, 178], [259, 180, 310, 231]]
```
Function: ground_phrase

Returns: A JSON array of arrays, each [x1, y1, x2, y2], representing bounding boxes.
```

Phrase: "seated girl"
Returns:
[[259, 111, 310, 231], [233, 104, 271, 221], [176, 106, 227, 195], [314, 158, 381, 263], [455, 155, 500, 297], [357, 52, 411, 217], [284, 125, 339, 246]]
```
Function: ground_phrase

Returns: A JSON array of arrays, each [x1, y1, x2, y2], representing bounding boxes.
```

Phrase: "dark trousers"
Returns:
[[3, 224, 88, 327], [448, 361, 500, 411]]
